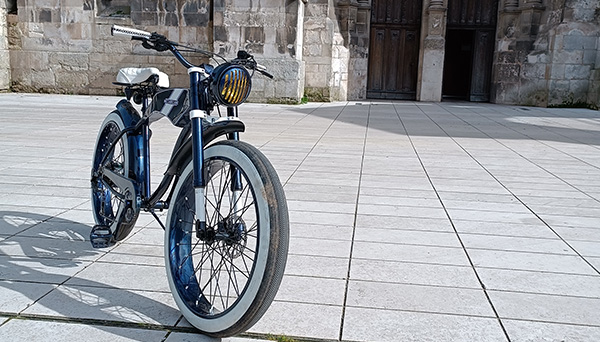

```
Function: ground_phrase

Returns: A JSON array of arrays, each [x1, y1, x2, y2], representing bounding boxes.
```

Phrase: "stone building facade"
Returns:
[[1, 0, 599, 107]]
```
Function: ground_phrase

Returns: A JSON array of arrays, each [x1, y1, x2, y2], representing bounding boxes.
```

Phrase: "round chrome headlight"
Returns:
[[211, 64, 252, 107]]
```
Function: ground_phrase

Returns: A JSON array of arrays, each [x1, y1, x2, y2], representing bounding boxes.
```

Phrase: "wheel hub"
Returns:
[[196, 217, 247, 257]]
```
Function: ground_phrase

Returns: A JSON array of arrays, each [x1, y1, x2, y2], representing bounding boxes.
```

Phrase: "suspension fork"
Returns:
[[227, 107, 243, 216], [188, 68, 208, 236]]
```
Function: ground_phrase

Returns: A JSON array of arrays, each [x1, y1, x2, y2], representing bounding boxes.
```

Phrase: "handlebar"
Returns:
[[111, 25, 273, 79]]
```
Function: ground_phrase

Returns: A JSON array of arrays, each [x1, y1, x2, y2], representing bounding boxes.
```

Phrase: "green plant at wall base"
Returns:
[[300, 94, 308, 104], [548, 94, 599, 110], [266, 97, 302, 105], [267, 334, 299, 342], [303, 87, 330, 102]]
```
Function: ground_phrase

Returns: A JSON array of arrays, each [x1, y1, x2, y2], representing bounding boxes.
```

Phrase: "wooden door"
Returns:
[[443, 0, 498, 102], [367, 0, 423, 100]]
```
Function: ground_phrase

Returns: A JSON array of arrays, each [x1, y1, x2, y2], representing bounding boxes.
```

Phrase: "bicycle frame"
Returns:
[[100, 50, 246, 231]]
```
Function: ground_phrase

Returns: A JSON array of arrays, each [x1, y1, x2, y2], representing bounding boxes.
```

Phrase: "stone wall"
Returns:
[[6, 0, 305, 102], [303, 0, 369, 101], [492, 0, 600, 106], [213, 0, 304, 103], [0, 0, 9, 90], [335, 0, 370, 100]]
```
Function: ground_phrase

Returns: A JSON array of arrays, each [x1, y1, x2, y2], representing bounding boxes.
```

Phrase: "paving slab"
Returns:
[[346, 281, 495, 317], [350, 259, 481, 288], [477, 268, 600, 297], [0, 281, 55, 313], [352, 241, 470, 266], [342, 307, 508, 342], [503, 319, 600, 342], [489, 290, 600, 326], [0, 319, 167, 342], [0, 254, 92, 284], [22, 284, 180, 325], [65, 262, 171, 292], [165, 334, 272, 342], [248, 301, 343, 340]]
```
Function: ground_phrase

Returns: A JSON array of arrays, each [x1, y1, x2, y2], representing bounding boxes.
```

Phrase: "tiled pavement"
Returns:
[[0, 93, 599, 341]]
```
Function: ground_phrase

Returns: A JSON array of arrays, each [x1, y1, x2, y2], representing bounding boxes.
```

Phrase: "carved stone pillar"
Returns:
[[520, 0, 545, 37], [417, 0, 447, 102]]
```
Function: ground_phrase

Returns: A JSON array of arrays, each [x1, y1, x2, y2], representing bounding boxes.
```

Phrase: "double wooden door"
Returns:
[[367, 0, 499, 102]]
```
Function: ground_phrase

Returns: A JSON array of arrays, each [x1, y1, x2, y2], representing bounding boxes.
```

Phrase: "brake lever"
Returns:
[[257, 68, 273, 79], [140, 33, 174, 52]]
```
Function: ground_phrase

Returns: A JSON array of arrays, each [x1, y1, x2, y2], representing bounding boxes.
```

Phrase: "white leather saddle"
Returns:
[[116, 67, 170, 88]]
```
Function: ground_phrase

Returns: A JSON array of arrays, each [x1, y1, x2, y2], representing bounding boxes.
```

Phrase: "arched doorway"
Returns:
[[442, 0, 499, 102], [366, 0, 423, 100]]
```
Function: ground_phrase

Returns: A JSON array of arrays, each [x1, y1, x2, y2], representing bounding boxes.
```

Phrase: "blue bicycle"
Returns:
[[90, 25, 289, 337]]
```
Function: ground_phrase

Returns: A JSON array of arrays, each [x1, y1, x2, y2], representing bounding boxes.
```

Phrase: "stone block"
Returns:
[[550, 63, 565, 79], [492, 82, 520, 104], [583, 49, 596, 65], [56, 70, 89, 90], [572, 7, 598, 22], [304, 44, 322, 57], [304, 71, 328, 88], [522, 63, 546, 79], [22, 36, 58, 52], [0, 69, 10, 90], [131, 11, 158, 25], [35, 0, 61, 7], [518, 81, 548, 107], [29, 69, 57, 88], [563, 34, 598, 51], [565, 64, 592, 80], [548, 80, 570, 104], [569, 79, 590, 96], [61, 7, 93, 24], [552, 49, 583, 64], [49, 52, 89, 71]]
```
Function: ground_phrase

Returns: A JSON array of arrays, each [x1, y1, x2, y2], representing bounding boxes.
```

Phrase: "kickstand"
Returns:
[[150, 209, 167, 230]]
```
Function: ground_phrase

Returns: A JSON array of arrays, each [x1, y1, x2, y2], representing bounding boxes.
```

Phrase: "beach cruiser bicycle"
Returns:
[[90, 25, 289, 337]]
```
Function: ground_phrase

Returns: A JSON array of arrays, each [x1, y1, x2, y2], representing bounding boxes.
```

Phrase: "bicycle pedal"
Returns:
[[90, 225, 115, 248]]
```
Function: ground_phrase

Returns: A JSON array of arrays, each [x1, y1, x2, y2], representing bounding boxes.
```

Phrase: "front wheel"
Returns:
[[165, 140, 289, 337]]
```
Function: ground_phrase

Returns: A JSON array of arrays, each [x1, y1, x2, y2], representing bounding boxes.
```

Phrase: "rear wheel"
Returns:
[[165, 140, 289, 337], [91, 113, 137, 242]]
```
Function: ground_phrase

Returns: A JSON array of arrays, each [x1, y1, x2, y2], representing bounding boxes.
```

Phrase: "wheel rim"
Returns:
[[168, 156, 259, 318], [92, 121, 126, 227]]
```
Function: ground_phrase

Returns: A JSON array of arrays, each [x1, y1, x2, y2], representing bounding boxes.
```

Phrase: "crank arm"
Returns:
[[101, 168, 137, 203]]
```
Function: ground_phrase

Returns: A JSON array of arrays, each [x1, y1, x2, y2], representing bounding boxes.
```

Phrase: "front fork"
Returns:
[[227, 107, 243, 216], [189, 73, 243, 237], [188, 68, 208, 237]]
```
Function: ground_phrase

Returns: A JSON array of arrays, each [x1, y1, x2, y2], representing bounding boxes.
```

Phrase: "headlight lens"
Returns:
[[211, 64, 251, 107]]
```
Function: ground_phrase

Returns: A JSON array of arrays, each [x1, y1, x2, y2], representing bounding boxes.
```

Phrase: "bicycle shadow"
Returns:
[[0, 211, 220, 342]]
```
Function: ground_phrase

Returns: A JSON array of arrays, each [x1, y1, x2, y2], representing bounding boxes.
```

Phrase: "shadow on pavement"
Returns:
[[290, 102, 600, 146], [0, 211, 220, 342]]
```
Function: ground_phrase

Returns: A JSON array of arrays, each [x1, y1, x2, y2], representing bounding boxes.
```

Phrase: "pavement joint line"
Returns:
[[338, 101, 370, 341], [1, 311, 332, 342], [403, 103, 513, 341]]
